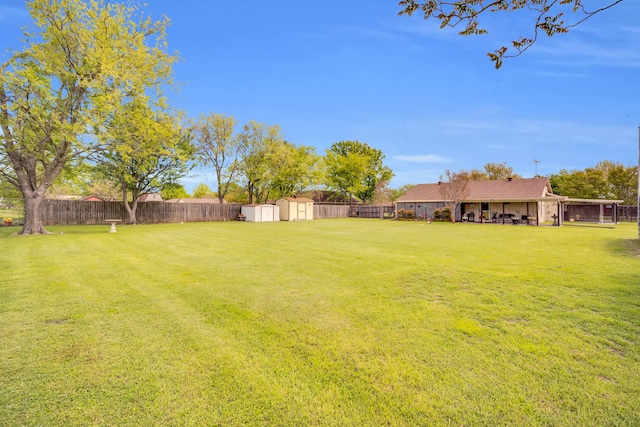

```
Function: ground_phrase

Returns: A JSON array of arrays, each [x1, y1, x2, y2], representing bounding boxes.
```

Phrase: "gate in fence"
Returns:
[[348, 205, 395, 219]]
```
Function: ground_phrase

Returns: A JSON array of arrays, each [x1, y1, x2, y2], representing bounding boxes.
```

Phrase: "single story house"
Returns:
[[164, 197, 226, 204], [47, 194, 107, 201], [296, 190, 361, 205], [395, 177, 622, 225], [137, 193, 163, 202], [275, 197, 314, 221], [81, 195, 107, 202]]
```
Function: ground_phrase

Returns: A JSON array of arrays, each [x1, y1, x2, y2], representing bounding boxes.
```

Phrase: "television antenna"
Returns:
[[533, 158, 541, 176]]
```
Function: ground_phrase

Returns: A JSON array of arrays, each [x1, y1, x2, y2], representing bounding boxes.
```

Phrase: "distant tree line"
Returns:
[[549, 161, 638, 205]]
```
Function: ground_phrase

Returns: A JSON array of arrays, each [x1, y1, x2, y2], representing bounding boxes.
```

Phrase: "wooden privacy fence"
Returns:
[[38, 200, 395, 224], [313, 204, 350, 219], [41, 200, 242, 225]]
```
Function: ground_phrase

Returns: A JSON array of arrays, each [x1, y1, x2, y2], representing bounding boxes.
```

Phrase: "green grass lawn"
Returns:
[[1, 220, 639, 426]]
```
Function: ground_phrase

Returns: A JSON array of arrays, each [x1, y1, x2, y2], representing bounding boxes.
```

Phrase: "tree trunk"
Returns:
[[247, 182, 254, 204], [121, 185, 137, 225], [19, 192, 50, 235], [123, 200, 138, 225]]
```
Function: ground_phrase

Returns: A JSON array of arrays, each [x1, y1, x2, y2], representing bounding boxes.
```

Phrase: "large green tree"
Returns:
[[93, 100, 193, 224], [192, 183, 215, 199], [398, 0, 624, 68], [269, 143, 320, 200], [483, 162, 521, 180], [192, 113, 241, 204], [235, 121, 320, 204], [160, 183, 190, 200], [0, 0, 176, 234], [324, 141, 394, 204], [391, 184, 416, 201], [458, 162, 521, 180], [237, 121, 281, 204], [551, 161, 637, 204]]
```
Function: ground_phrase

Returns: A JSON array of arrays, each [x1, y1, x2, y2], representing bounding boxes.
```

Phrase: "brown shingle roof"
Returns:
[[279, 197, 314, 202], [164, 198, 225, 204], [397, 178, 561, 202]]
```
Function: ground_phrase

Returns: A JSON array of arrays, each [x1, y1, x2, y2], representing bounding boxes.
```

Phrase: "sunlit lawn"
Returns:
[[1, 219, 639, 426]]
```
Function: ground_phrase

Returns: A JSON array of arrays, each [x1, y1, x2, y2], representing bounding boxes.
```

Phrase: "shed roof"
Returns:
[[397, 178, 563, 203]]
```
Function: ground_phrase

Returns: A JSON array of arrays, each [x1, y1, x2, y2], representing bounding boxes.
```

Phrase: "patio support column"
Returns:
[[599, 204, 604, 223]]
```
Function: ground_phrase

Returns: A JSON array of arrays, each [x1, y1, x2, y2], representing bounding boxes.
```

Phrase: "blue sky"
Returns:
[[2, 1, 639, 191]]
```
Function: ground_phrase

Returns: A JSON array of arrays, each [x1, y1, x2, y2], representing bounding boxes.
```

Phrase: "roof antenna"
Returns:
[[533, 158, 541, 177]]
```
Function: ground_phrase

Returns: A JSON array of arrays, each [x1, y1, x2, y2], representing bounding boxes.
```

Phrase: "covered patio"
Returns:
[[561, 198, 623, 224]]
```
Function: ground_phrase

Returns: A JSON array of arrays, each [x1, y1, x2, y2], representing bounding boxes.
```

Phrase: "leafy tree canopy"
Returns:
[[0, 0, 178, 233], [325, 140, 394, 203], [192, 113, 241, 204], [161, 183, 190, 200], [398, 0, 624, 68], [391, 184, 416, 201], [193, 183, 215, 198], [93, 98, 193, 224], [550, 161, 637, 204], [457, 162, 521, 180]]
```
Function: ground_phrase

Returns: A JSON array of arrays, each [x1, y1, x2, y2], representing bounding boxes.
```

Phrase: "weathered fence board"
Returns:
[[40, 200, 242, 225], [313, 204, 350, 219], [37, 201, 397, 224]]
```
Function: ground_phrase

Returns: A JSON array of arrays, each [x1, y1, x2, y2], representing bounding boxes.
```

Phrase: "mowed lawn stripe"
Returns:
[[1, 220, 638, 426]]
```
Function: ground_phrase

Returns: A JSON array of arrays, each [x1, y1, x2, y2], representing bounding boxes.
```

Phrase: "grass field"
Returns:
[[1, 219, 639, 426]]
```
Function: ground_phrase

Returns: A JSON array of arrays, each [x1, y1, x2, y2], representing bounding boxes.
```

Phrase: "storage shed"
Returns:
[[275, 197, 314, 221], [241, 204, 280, 222]]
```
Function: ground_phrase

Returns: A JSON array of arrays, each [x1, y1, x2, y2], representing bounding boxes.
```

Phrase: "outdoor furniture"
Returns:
[[491, 213, 498, 223], [510, 216, 520, 225], [466, 212, 475, 222], [105, 219, 122, 233]]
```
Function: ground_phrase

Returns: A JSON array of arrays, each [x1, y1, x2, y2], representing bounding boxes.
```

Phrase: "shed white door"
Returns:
[[261, 206, 274, 222], [297, 202, 306, 220]]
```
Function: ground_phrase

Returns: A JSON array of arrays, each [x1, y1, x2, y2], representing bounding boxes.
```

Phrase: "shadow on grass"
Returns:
[[607, 238, 640, 259], [0, 225, 116, 236], [563, 222, 617, 229]]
